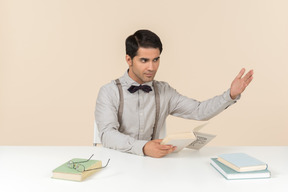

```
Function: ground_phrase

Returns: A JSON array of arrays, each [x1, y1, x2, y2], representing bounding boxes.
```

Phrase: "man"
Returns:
[[95, 29, 253, 158]]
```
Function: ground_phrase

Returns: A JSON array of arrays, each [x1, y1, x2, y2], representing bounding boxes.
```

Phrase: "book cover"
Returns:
[[161, 123, 215, 152], [217, 153, 268, 172], [210, 158, 271, 180], [52, 158, 102, 182]]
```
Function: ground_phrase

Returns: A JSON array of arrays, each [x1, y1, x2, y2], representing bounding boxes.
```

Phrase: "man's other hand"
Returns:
[[143, 139, 176, 158]]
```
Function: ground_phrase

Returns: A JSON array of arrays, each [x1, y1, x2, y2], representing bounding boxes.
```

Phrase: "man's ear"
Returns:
[[126, 55, 133, 67]]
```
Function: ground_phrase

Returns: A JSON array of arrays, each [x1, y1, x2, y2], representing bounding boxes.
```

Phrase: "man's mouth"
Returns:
[[145, 73, 153, 77]]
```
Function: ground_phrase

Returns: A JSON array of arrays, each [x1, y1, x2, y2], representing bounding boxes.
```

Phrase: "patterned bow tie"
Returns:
[[128, 85, 152, 93]]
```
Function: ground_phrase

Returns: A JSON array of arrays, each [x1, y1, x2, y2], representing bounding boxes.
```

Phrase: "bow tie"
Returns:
[[128, 85, 152, 93]]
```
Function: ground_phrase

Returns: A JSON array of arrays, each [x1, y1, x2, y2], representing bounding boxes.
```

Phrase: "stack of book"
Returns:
[[210, 153, 271, 180]]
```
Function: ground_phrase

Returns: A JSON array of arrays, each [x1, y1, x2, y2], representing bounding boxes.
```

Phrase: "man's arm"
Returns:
[[167, 68, 253, 121], [95, 84, 147, 156]]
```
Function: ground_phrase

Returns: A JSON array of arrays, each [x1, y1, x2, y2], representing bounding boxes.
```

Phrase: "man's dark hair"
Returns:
[[125, 29, 163, 59]]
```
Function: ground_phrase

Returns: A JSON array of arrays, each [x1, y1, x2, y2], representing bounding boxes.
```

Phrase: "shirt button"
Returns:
[[140, 113, 143, 116]]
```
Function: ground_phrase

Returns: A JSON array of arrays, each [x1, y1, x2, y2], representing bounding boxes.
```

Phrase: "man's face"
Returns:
[[126, 47, 160, 84]]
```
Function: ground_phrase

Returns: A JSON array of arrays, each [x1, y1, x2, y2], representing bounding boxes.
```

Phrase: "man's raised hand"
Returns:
[[230, 68, 254, 100]]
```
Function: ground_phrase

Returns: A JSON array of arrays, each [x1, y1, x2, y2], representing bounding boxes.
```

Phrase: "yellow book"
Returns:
[[161, 123, 215, 152]]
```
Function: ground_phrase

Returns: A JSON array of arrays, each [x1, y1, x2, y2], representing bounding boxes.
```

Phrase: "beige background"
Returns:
[[1, 0, 287, 146]]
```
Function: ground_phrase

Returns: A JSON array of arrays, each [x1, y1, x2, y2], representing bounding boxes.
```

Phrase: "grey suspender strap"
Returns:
[[152, 80, 160, 140], [115, 79, 124, 126], [114, 79, 160, 140]]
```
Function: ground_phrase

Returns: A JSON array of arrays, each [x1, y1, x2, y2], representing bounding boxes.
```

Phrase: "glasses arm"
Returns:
[[84, 159, 110, 172], [71, 154, 94, 165], [102, 159, 110, 168]]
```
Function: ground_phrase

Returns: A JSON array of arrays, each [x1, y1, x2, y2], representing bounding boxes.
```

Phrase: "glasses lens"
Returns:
[[75, 164, 85, 172], [67, 160, 74, 168]]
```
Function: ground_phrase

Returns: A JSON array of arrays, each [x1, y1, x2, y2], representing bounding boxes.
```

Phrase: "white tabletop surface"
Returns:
[[1, 146, 287, 192]]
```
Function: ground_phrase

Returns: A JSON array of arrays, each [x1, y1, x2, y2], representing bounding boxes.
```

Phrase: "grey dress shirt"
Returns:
[[95, 71, 239, 156]]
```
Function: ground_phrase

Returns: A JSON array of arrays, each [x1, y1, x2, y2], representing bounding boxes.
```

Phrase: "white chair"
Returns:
[[93, 121, 101, 146]]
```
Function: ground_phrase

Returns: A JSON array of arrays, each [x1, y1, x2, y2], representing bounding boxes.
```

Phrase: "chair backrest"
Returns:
[[93, 121, 101, 146]]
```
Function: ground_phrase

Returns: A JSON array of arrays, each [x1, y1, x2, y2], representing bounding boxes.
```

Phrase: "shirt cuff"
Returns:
[[224, 88, 241, 102], [132, 140, 148, 156]]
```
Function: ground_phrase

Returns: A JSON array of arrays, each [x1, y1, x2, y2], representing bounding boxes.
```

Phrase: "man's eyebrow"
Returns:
[[139, 56, 160, 60]]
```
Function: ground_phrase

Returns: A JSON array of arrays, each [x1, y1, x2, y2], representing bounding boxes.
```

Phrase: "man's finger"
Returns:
[[236, 68, 246, 79], [245, 75, 253, 86], [159, 144, 174, 150], [243, 70, 254, 82]]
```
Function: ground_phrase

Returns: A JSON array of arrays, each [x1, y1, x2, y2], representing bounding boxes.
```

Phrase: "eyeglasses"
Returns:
[[67, 154, 110, 172]]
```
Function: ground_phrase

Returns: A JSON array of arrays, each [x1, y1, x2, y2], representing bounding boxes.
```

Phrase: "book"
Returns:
[[160, 123, 216, 152], [217, 153, 268, 172], [52, 158, 102, 181], [210, 158, 271, 180]]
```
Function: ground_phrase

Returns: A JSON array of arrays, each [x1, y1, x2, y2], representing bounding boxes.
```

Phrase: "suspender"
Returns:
[[115, 79, 160, 140], [152, 80, 160, 140], [115, 79, 124, 126]]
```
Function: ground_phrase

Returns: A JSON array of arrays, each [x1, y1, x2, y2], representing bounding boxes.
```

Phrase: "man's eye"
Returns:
[[153, 58, 159, 62], [141, 59, 148, 63]]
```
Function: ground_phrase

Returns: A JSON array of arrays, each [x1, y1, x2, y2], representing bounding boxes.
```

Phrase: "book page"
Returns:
[[186, 132, 216, 150], [161, 132, 196, 152], [166, 138, 196, 152], [192, 123, 208, 132]]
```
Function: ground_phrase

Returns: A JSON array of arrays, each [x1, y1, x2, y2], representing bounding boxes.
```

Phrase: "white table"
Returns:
[[1, 146, 287, 192]]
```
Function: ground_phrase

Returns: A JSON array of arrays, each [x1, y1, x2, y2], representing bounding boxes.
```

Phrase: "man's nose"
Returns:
[[147, 61, 154, 71]]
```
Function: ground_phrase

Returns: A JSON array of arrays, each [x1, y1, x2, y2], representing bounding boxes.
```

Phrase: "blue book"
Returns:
[[217, 153, 268, 172], [210, 158, 271, 180]]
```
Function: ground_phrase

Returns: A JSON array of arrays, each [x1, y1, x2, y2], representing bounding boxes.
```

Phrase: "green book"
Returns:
[[52, 158, 102, 182], [210, 158, 271, 180]]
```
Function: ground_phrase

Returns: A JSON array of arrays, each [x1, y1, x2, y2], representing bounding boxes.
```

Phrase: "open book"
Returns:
[[160, 123, 216, 152]]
